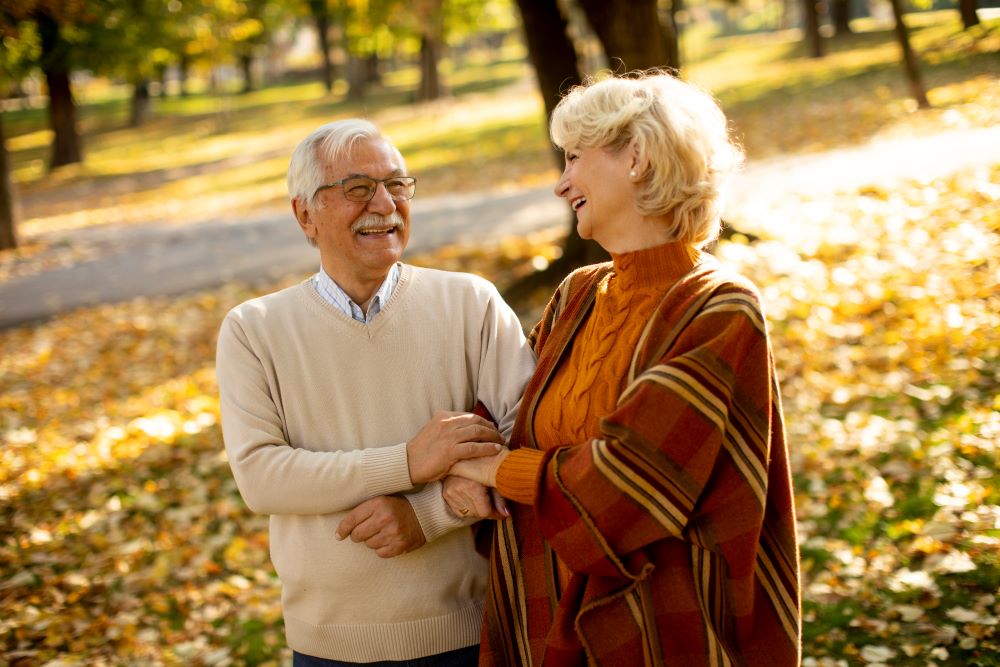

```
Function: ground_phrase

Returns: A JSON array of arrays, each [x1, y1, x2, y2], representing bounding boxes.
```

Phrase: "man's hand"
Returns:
[[335, 496, 426, 558], [406, 411, 504, 484], [449, 448, 509, 488], [442, 475, 509, 520]]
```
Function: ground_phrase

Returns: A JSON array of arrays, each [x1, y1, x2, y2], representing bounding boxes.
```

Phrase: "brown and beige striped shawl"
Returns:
[[480, 259, 801, 666]]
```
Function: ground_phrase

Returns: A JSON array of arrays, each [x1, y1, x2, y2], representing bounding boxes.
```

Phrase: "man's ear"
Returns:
[[291, 198, 315, 241]]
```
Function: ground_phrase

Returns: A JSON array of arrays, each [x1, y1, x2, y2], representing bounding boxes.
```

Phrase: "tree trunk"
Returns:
[[347, 53, 368, 100], [416, 35, 443, 102], [36, 11, 82, 169], [240, 53, 254, 93], [577, 0, 668, 71], [889, 0, 930, 109], [365, 53, 380, 85], [802, 0, 824, 58], [831, 0, 852, 35], [0, 113, 17, 251], [310, 0, 334, 93], [129, 79, 151, 127], [959, 0, 980, 29], [664, 0, 683, 71], [513, 0, 581, 122], [178, 51, 190, 96], [510, 0, 606, 280]]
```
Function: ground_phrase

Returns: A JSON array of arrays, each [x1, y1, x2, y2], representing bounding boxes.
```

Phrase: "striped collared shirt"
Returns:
[[312, 263, 400, 324]]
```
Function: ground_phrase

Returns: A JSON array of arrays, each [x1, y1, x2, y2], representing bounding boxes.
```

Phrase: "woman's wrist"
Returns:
[[487, 448, 510, 487]]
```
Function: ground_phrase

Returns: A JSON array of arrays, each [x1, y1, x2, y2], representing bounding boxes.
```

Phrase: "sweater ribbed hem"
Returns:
[[496, 448, 546, 505], [362, 442, 414, 497], [285, 600, 483, 662], [406, 481, 473, 543]]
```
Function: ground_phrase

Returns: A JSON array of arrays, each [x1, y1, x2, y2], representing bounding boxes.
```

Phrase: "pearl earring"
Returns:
[[629, 170, 637, 178]]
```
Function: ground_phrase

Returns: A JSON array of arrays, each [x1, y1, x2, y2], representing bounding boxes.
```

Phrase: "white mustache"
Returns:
[[351, 212, 405, 234]]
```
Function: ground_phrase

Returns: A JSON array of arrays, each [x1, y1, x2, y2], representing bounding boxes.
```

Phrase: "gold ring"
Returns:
[[459, 507, 469, 516]]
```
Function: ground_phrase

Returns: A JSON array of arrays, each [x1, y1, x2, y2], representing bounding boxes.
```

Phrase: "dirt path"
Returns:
[[1, 125, 997, 330]]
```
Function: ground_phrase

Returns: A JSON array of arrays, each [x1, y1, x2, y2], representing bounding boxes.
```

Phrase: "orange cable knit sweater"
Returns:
[[496, 241, 702, 504]]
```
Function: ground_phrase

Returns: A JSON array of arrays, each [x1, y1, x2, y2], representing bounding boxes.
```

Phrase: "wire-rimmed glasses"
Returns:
[[314, 176, 417, 202]]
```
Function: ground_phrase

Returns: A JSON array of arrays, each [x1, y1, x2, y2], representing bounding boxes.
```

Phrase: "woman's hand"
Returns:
[[442, 475, 509, 519], [449, 448, 509, 488]]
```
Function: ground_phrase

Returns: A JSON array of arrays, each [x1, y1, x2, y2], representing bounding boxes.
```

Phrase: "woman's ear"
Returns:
[[629, 139, 649, 180]]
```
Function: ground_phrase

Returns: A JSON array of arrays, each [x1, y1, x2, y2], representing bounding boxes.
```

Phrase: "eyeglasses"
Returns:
[[314, 176, 417, 202]]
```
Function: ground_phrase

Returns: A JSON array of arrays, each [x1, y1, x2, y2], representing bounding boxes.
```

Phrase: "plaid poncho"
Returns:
[[481, 257, 801, 666]]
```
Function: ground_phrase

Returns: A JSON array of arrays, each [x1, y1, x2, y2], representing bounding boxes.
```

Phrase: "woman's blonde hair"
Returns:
[[550, 71, 744, 248]]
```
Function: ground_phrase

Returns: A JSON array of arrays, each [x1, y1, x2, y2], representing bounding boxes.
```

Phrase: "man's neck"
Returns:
[[323, 271, 386, 309]]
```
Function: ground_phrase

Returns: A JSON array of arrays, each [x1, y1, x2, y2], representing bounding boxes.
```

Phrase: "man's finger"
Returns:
[[461, 424, 503, 444], [364, 532, 391, 551], [456, 441, 503, 460], [375, 544, 404, 559], [336, 504, 373, 540], [348, 516, 384, 543]]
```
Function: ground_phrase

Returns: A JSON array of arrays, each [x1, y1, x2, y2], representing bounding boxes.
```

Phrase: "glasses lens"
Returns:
[[342, 177, 377, 202], [384, 177, 416, 200]]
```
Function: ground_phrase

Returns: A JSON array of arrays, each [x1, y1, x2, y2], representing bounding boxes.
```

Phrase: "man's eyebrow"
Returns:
[[343, 168, 406, 179]]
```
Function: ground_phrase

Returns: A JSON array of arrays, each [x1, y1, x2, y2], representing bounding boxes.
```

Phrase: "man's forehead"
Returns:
[[330, 138, 404, 174]]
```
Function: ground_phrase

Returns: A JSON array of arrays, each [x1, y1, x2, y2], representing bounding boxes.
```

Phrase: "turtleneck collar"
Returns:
[[609, 241, 704, 292]]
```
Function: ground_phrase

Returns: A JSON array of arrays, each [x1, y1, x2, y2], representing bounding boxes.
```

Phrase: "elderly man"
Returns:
[[216, 119, 535, 666]]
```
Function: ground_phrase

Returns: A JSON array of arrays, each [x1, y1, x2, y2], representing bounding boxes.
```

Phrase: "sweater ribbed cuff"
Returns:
[[362, 442, 414, 497], [496, 448, 546, 505], [406, 481, 473, 543]]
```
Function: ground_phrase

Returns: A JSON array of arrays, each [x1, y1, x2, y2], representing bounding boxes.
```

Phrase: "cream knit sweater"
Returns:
[[216, 264, 535, 661]]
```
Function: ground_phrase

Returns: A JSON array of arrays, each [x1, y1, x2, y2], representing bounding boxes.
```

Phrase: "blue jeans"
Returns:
[[292, 645, 479, 667]]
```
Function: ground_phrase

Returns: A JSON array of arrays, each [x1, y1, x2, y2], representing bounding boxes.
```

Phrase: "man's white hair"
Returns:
[[287, 119, 402, 204]]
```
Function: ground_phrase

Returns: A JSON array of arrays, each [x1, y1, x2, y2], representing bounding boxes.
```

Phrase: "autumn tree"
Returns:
[[0, 112, 15, 250], [507, 0, 674, 285], [0, 16, 37, 250], [412, 0, 446, 102], [802, 0, 824, 57], [959, 0, 979, 29], [888, 0, 929, 109], [306, 0, 335, 92], [0, 0, 90, 169], [830, 0, 852, 36], [577, 0, 668, 71], [0, 0, 179, 163], [83, 0, 181, 127], [234, 0, 293, 93]]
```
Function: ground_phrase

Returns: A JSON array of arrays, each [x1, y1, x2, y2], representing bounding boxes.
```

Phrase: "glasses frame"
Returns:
[[313, 176, 417, 203]]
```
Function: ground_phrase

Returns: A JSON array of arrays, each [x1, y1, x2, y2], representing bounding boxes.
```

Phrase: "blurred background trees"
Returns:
[[0, 0, 995, 252]]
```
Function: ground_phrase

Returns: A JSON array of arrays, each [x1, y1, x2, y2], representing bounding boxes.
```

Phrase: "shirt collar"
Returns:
[[313, 263, 400, 324]]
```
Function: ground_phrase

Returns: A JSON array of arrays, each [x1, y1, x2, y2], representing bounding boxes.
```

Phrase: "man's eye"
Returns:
[[347, 184, 374, 197]]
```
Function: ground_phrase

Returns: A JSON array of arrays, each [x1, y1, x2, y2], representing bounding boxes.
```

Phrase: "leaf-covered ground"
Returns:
[[2, 157, 997, 664], [3, 14, 999, 666]]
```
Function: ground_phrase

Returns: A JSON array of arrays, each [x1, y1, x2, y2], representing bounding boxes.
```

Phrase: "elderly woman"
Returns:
[[449, 72, 801, 665]]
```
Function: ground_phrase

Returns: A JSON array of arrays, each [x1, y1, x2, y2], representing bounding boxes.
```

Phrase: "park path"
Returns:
[[0, 124, 998, 330]]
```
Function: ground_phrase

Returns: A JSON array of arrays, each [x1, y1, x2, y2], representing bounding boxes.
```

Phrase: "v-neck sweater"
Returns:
[[216, 264, 535, 661]]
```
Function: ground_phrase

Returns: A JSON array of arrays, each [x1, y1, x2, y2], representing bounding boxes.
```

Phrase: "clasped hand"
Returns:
[[338, 411, 509, 556], [406, 410, 505, 484]]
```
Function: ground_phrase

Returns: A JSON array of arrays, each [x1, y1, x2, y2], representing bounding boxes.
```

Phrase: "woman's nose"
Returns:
[[554, 172, 570, 198]]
